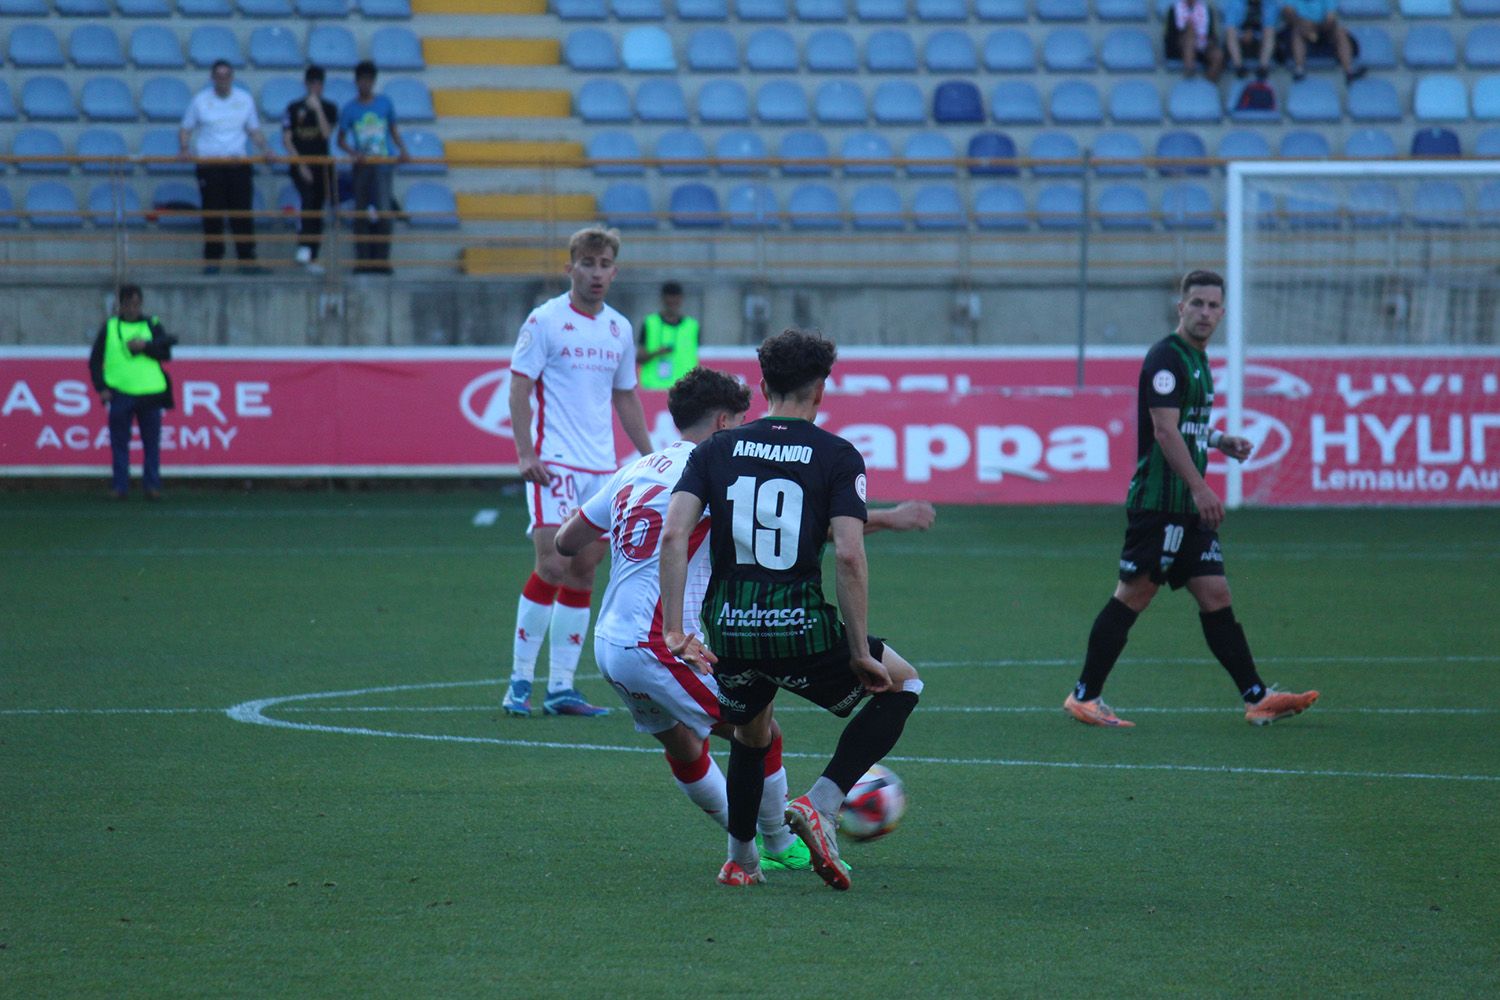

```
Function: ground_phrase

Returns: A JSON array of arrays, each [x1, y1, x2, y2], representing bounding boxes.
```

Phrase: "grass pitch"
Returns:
[[3, 490, 1497, 998]]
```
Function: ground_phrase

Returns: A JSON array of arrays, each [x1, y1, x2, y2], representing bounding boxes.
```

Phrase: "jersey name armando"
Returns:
[[730, 440, 814, 463]]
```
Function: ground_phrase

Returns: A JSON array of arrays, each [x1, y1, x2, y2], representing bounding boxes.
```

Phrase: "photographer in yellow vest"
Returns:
[[637, 281, 700, 390], [88, 285, 177, 500]]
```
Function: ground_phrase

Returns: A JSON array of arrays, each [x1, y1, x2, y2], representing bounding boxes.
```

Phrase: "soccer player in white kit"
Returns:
[[501, 227, 654, 718], [555, 366, 935, 874]]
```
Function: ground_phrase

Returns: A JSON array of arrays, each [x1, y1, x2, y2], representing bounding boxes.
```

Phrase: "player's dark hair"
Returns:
[[355, 60, 378, 80], [757, 328, 837, 398], [667, 367, 751, 431], [661, 281, 683, 297], [117, 284, 142, 303], [1180, 269, 1225, 297], [211, 59, 232, 75], [305, 65, 325, 83]]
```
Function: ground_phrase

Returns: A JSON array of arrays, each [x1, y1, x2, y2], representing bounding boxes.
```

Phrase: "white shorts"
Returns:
[[527, 465, 610, 533], [595, 638, 723, 740]]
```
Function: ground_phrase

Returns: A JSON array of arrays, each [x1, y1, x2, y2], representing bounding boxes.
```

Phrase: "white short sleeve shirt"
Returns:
[[181, 87, 260, 159]]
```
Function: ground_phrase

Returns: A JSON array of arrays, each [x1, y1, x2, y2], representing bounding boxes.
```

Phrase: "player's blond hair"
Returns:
[[568, 227, 621, 262]]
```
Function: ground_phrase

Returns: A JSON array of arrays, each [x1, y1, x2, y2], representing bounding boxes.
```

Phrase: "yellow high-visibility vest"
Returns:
[[639, 313, 699, 390], [102, 316, 167, 396]]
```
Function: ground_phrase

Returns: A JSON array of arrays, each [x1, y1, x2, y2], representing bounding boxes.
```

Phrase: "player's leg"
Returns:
[[719, 700, 776, 886], [541, 537, 609, 716], [502, 522, 569, 717]]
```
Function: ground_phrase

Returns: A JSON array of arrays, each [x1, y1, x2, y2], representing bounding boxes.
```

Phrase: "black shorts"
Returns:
[[713, 636, 887, 725], [1118, 509, 1226, 590]]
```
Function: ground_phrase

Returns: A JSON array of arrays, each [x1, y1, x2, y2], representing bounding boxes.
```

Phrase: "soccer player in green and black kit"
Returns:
[[1064, 270, 1320, 729], [659, 329, 924, 891]]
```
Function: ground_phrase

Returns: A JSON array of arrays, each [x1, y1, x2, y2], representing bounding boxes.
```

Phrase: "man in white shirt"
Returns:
[[501, 227, 654, 718], [178, 60, 270, 275]]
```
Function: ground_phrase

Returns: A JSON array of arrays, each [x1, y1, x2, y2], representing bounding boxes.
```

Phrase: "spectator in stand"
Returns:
[[336, 61, 409, 276], [1221, 0, 1277, 79], [1169, 0, 1226, 81], [179, 60, 271, 275], [282, 65, 338, 276], [1279, 0, 1365, 82]]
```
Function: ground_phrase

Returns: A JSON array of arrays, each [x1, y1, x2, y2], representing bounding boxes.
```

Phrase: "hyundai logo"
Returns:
[[1208, 408, 1293, 473], [460, 368, 514, 439]]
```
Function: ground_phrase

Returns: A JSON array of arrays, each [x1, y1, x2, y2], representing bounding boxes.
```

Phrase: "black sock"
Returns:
[[1075, 598, 1139, 702], [726, 737, 770, 843], [822, 691, 919, 794], [1200, 606, 1266, 702]]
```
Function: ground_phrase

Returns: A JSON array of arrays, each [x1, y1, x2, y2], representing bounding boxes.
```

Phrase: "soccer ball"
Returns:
[[838, 765, 907, 842]]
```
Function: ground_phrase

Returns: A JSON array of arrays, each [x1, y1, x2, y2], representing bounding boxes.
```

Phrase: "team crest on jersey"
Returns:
[[855, 473, 867, 502], [516, 329, 532, 352], [1152, 370, 1176, 394], [609, 320, 620, 337]]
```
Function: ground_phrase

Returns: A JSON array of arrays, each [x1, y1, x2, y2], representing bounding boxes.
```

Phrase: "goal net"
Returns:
[[1223, 160, 1500, 508]]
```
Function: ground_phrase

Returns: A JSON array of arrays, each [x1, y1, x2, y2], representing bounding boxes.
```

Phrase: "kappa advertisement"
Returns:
[[2, 347, 1496, 505]]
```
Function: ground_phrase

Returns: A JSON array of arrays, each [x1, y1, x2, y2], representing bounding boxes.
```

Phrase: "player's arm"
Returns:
[[1212, 430, 1254, 463], [554, 511, 602, 557], [611, 387, 654, 457], [831, 516, 890, 693], [660, 492, 716, 672], [507, 372, 551, 485], [1149, 406, 1225, 530], [864, 500, 935, 535]]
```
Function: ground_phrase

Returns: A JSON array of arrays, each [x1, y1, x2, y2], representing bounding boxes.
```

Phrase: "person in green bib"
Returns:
[[637, 281, 700, 390], [88, 285, 176, 500]]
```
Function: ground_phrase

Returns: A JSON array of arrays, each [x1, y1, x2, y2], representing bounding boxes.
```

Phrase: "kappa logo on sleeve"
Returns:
[[1152, 370, 1176, 395]]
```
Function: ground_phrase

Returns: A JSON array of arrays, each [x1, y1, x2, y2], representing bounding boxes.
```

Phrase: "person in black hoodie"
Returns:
[[88, 285, 176, 500]]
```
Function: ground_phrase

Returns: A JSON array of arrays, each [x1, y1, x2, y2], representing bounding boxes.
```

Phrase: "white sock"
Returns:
[[728, 833, 759, 868], [758, 766, 795, 853], [510, 593, 553, 684], [808, 775, 845, 819], [547, 595, 591, 693], [674, 759, 728, 830]]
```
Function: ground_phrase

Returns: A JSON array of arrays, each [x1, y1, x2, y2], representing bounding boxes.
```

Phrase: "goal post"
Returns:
[[1223, 159, 1500, 508]]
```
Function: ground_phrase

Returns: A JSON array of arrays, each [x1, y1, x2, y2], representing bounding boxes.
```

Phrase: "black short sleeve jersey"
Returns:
[[674, 416, 868, 660], [282, 98, 339, 157], [1127, 334, 1215, 515]]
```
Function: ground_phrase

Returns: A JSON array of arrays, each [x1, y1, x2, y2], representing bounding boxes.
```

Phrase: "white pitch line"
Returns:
[[256, 704, 1496, 717], [919, 654, 1500, 668], [0, 707, 224, 716]]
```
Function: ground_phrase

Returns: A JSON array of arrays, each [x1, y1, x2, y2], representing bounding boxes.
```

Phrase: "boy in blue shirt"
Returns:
[[336, 61, 409, 274]]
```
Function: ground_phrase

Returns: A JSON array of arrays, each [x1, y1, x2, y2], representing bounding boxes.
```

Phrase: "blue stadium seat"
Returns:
[[678, 0, 728, 15], [1414, 76, 1468, 121], [360, 0, 412, 14], [1474, 75, 1500, 120], [10, 25, 65, 67], [373, 27, 425, 70], [1468, 28, 1500, 69], [912, 184, 964, 229], [925, 30, 978, 71], [1279, 129, 1331, 158], [806, 29, 858, 71], [1226, 80, 1281, 123], [1343, 127, 1397, 157], [872, 80, 925, 123], [1092, 131, 1146, 175], [1037, 0, 1087, 18], [1398, 0, 1450, 15], [866, 30, 918, 71], [56, 0, 107, 10], [796, 0, 848, 18], [1096, 0, 1149, 18], [1051, 80, 1102, 123], [746, 28, 797, 70], [130, 26, 185, 69], [25, 181, 82, 228], [716, 129, 768, 174], [934, 80, 985, 122], [78, 128, 129, 172], [554, 0, 607, 16], [81, 77, 135, 122], [150, 181, 200, 228], [1411, 126, 1461, 156], [1283, 181, 1342, 229], [968, 131, 1018, 175], [855, 0, 907, 19], [400, 130, 445, 174], [0, 0, 45, 11], [1286, 78, 1340, 122], [587, 130, 644, 175], [990, 81, 1042, 123], [0, 186, 17, 228], [788, 183, 841, 228], [1348, 78, 1401, 121], [190, 26, 245, 68], [1338, 0, 1389, 14], [404, 182, 459, 229], [1030, 131, 1083, 176], [239, 0, 295, 16], [1349, 181, 1400, 227], [1097, 183, 1152, 229], [757, 80, 810, 122], [976, 0, 1027, 18], [815, 80, 867, 123], [1404, 25, 1456, 68], [298, 0, 348, 14], [778, 130, 831, 173], [1462, 0, 1500, 12], [1348, 26, 1395, 69], [614, 0, 664, 17], [1156, 130, 1209, 175], [726, 183, 779, 228], [1476, 182, 1500, 227], [177, 0, 233, 13], [697, 79, 750, 122], [1217, 129, 1270, 160], [974, 183, 1027, 228], [982, 29, 1035, 71], [687, 29, 738, 71], [117, 0, 171, 13], [1044, 29, 1095, 71], [1109, 80, 1162, 123], [1036, 182, 1084, 228], [916, 0, 966, 18], [657, 129, 710, 175], [841, 130, 895, 175], [88, 183, 145, 228], [140, 127, 192, 173], [1411, 180, 1465, 226], [1161, 181, 1215, 229], [904, 131, 957, 175], [0, 82, 13, 122], [1168, 79, 1221, 122], [307, 25, 357, 70], [622, 26, 676, 71], [143, 76, 192, 121], [600, 182, 655, 227], [14, 128, 68, 173], [1479, 128, 1500, 156], [70, 25, 126, 68], [736, 0, 790, 18], [1100, 28, 1155, 71], [636, 80, 689, 122], [851, 183, 903, 230], [21, 77, 77, 121], [249, 26, 303, 68]]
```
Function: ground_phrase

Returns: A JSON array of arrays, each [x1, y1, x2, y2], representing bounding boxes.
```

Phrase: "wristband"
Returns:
[[1207, 429, 1225, 448]]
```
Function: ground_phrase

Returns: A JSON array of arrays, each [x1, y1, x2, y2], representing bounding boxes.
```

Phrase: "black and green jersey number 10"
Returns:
[[726, 476, 804, 571]]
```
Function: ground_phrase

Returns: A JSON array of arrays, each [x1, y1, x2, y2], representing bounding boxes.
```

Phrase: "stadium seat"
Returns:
[[1283, 181, 1342, 228], [10, 24, 65, 67], [622, 26, 676, 71], [1348, 78, 1401, 121], [116, 0, 171, 12], [736, 0, 790, 18], [1217, 129, 1270, 160], [298, 0, 348, 13], [0, 187, 16, 229], [0, 82, 14, 122], [0, 0, 46, 10], [1287, 78, 1340, 122], [1100, 28, 1155, 71], [1476, 182, 1500, 227], [1411, 180, 1466, 226], [1051, 81, 1102, 123], [1411, 126, 1460, 156], [726, 183, 779, 228], [1043, 29, 1095, 71], [657, 129, 710, 174], [973, 183, 1027, 228], [1349, 181, 1400, 226], [687, 29, 738, 71], [88, 183, 145, 228], [904, 131, 957, 176], [916, 0, 966, 18], [746, 27, 797, 70], [372, 27, 424, 70], [990, 81, 1042, 123], [1168, 79, 1221, 122], [1462, 0, 1500, 12], [25, 181, 82, 228], [855, 0, 906, 19], [57, 0, 110, 11], [1339, 0, 1389, 14], [1404, 25, 1457, 68], [968, 131, 1018, 175], [360, 0, 412, 13], [1474, 76, 1500, 120], [1160, 181, 1215, 229], [796, 0, 847, 18], [1414, 76, 1469, 121], [190, 26, 245, 68], [716, 129, 768, 174], [307, 25, 357, 70], [21, 77, 77, 121], [400, 130, 445, 174], [1036, 182, 1084, 229], [381, 78, 431, 122], [325, 77, 355, 109], [239, 0, 295, 17], [177, 0, 233, 13], [697, 79, 750, 122], [139, 128, 191, 173], [14, 128, 68, 173], [1226, 80, 1281, 123], [614, 0, 665, 17], [678, 0, 728, 15], [851, 183, 903, 230], [1037, 0, 1087, 18], [1478, 128, 1500, 156], [778, 129, 831, 173], [925, 30, 978, 71], [1097, 183, 1152, 229], [555, 0, 608, 16], [976, 0, 1027, 18], [249, 26, 303, 68], [587, 130, 644, 175], [81, 77, 135, 122], [1343, 127, 1397, 157], [1092, 131, 1146, 175], [1279, 130, 1331, 158], [636, 80, 689, 122], [815, 80, 867, 123], [78, 128, 129, 173], [402, 182, 459, 228], [866, 30, 918, 72], [788, 183, 841, 228], [807, 29, 859, 71], [129, 26, 185, 69], [935, 81, 986, 122], [1096, 0, 1149, 18], [599, 182, 656, 227], [1468, 28, 1500, 69], [982, 29, 1035, 72], [912, 184, 964, 229], [143, 76, 192, 121], [1156, 130, 1209, 175], [841, 131, 895, 175], [1109, 80, 1163, 123], [70, 25, 126, 68], [1030, 131, 1083, 176], [757, 80, 810, 122], [1348, 26, 1396, 69], [1398, 0, 1450, 15], [872, 80, 925, 123]]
